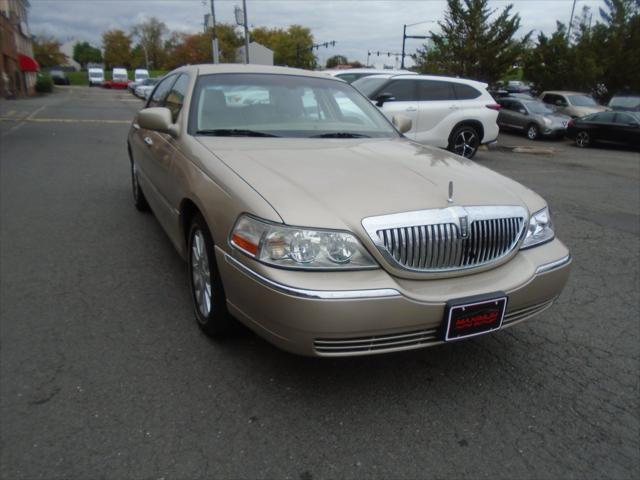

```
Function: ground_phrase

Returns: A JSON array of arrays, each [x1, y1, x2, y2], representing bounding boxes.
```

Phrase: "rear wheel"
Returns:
[[527, 124, 540, 140], [448, 126, 480, 159], [575, 131, 591, 148], [188, 213, 236, 337]]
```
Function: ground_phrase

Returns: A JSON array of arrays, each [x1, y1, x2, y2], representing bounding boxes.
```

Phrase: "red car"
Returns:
[[102, 68, 129, 89]]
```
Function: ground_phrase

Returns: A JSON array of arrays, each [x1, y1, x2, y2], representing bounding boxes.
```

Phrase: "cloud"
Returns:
[[28, 0, 604, 67]]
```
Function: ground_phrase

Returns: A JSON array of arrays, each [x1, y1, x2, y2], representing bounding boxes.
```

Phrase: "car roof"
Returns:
[[362, 73, 488, 88], [542, 90, 588, 96], [325, 68, 416, 76], [181, 64, 343, 81]]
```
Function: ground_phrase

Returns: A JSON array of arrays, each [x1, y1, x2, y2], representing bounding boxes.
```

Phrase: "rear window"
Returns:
[[453, 83, 482, 100], [417, 80, 455, 101], [609, 96, 640, 109], [568, 95, 597, 107]]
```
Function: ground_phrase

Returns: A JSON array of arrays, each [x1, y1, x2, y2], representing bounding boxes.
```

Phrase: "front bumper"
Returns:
[[217, 239, 571, 356]]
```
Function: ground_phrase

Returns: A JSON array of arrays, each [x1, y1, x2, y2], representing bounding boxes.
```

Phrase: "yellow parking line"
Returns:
[[0, 117, 130, 125]]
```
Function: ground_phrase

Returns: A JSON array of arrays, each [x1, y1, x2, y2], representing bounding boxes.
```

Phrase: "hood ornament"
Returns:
[[448, 181, 454, 204]]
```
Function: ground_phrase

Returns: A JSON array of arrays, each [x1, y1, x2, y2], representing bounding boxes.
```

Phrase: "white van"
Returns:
[[87, 67, 104, 87], [134, 69, 149, 82], [112, 68, 128, 83]]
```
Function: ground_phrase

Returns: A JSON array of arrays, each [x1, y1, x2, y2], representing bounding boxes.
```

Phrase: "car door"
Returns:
[[131, 74, 177, 213], [613, 113, 640, 146], [414, 80, 458, 144], [375, 79, 420, 140], [591, 112, 617, 142]]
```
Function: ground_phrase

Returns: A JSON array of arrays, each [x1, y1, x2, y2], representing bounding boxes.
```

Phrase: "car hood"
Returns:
[[573, 105, 609, 116], [196, 137, 544, 232]]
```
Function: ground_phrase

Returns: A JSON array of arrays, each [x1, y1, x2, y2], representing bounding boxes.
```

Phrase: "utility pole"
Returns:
[[567, 0, 578, 40], [242, 0, 250, 63], [210, 0, 220, 63]]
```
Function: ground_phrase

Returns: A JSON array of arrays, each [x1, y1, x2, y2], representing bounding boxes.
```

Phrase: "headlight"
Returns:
[[230, 214, 378, 270], [543, 117, 552, 125], [521, 207, 554, 249]]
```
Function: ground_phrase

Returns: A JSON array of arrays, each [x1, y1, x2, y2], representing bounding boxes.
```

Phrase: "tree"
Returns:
[[251, 25, 316, 69], [102, 29, 132, 69], [131, 17, 167, 69], [73, 42, 102, 69], [326, 55, 348, 68], [523, 23, 574, 92], [162, 23, 242, 69], [414, 0, 530, 83], [32, 36, 67, 68]]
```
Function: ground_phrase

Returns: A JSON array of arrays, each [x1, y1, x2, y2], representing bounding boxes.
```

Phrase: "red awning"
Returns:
[[18, 54, 39, 72]]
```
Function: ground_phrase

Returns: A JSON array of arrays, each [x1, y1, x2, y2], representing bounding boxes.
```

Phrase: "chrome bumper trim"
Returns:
[[535, 254, 572, 274], [224, 254, 402, 300]]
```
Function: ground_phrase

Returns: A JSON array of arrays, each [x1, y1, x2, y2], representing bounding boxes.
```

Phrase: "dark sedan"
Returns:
[[49, 69, 70, 86], [566, 111, 640, 149]]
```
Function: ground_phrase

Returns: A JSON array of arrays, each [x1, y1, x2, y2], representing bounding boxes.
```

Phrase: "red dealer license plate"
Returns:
[[444, 294, 508, 341]]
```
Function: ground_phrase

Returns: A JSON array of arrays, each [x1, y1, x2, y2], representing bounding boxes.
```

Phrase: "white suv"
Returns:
[[353, 74, 500, 158]]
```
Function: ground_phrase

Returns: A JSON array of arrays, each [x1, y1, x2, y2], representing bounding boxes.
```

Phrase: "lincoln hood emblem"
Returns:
[[448, 181, 454, 204]]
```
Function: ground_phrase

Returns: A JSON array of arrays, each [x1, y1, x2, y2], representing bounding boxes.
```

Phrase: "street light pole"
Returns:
[[210, 0, 220, 63], [400, 20, 434, 69], [567, 0, 578, 40], [242, 0, 250, 64]]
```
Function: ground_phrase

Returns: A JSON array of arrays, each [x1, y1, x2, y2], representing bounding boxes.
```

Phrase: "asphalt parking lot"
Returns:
[[1, 87, 638, 480]]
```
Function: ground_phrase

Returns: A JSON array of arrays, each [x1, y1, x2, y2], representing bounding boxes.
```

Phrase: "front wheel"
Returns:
[[527, 124, 540, 140], [448, 126, 480, 159], [130, 160, 150, 211], [188, 214, 236, 337], [575, 131, 591, 148]]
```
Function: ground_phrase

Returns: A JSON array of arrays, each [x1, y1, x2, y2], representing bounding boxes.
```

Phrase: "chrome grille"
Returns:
[[362, 206, 527, 273], [314, 327, 440, 355]]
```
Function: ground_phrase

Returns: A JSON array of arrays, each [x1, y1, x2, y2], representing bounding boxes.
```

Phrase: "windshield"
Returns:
[[568, 95, 597, 106], [89, 72, 102, 78], [352, 76, 391, 98], [143, 78, 158, 86], [190, 73, 398, 138], [525, 101, 555, 114], [609, 96, 640, 109], [136, 73, 149, 80]]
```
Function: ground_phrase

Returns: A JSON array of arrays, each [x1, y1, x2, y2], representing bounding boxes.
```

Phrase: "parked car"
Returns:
[[87, 67, 104, 87], [353, 73, 500, 158], [49, 69, 70, 85], [324, 68, 416, 84], [506, 80, 531, 94], [497, 98, 571, 140], [127, 64, 571, 357], [607, 92, 640, 112], [566, 111, 640, 149], [103, 68, 129, 89], [540, 90, 609, 118], [134, 78, 158, 99]]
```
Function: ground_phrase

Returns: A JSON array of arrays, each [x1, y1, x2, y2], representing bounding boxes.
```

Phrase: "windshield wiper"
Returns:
[[310, 132, 371, 138], [196, 129, 280, 137]]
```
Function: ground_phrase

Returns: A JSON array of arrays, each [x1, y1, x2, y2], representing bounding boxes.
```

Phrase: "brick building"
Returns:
[[1, 0, 38, 98]]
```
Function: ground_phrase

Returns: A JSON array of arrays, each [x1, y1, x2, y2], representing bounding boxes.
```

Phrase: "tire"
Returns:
[[575, 130, 591, 148], [448, 126, 480, 159], [526, 124, 540, 140], [130, 159, 150, 211], [188, 213, 236, 337]]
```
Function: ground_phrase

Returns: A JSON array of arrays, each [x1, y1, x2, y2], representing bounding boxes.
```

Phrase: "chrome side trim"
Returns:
[[224, 254, 401, 300], [535, 254, 572, 274]]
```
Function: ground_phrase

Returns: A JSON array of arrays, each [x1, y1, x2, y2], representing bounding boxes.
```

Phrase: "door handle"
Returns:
[[143, 136, 153, 146], [405, 106, 417, 112], [449, 105, 459, 110]]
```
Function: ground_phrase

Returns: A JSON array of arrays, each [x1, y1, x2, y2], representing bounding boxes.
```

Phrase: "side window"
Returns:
[[382, 80, 418, 101], [417, 80, 456, 101], [513, 102, 526, 113], [615, 113, 635, 124], [498, 99, 512, 110], [165, 74, 190, 122], [336, 73, 358, 84], [453, 83, 481, 100], [148, 75, 176, 108], [594, 112, 616, 123]]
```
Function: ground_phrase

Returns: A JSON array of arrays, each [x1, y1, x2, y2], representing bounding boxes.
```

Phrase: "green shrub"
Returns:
[[35, 73, 53, 93]]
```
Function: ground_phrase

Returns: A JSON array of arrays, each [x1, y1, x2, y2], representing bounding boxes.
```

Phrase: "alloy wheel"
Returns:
[[527, 125, 539, 140], [576, 131, 590, 148], [453, 129, 479, 158], [191, 229, 212, 319]]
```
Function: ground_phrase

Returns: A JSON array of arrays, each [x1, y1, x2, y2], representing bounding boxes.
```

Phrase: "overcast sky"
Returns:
[[29, 0, 604, 68]]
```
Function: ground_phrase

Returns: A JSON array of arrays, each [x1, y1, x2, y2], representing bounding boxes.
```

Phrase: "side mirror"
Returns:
[[518, 109, 527, 115], [138, 107, 177, 136], [376, 92, 395, 107], [392, 115, 412, 134]]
